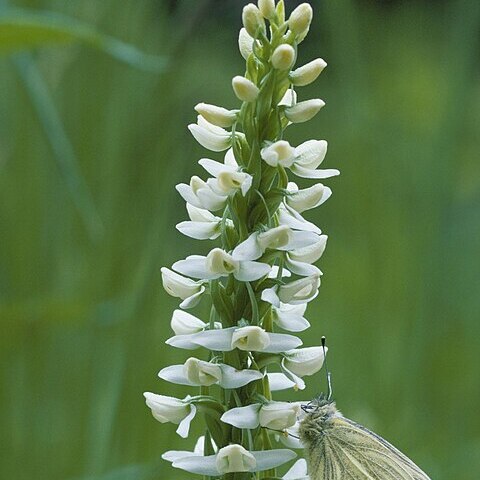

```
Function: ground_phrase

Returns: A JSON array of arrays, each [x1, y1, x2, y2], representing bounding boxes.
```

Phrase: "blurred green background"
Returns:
[[1, 0, 479, 479]]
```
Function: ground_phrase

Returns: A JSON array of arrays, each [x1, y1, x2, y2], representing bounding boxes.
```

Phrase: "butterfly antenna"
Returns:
[[321, 336, 333, 400]]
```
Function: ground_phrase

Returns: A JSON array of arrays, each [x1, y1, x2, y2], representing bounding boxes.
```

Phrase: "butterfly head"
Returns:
[[301, 393, 333, 413]]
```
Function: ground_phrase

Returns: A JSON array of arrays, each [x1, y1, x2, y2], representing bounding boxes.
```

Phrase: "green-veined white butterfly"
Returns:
[[299, 396, 431, 479], [298, 338, 431, 479]]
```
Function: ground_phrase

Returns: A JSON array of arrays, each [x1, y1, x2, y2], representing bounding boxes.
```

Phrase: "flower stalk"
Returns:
[[145, 2, 339, 478]]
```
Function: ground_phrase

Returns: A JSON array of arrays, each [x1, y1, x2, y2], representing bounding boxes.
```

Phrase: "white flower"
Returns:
[[173, 247, 271, 282], [194, 103, 238, 128], [288, 3, 313, 37], [272, 44, 296, 70], [170, 309, 221, 335], [258, 0, 276, 19], [231, 325, 270, 351], [283, 346, 326, 376], [216, 444, 256, 473], [242, 3, 265, 38], [278, 202, 321, 234], [285, 99, 325, 123], [232, 225, 320, 261], [284, 235, 327, 276], [163, 444, 296, 475], [160, 267, 205, 309], [267, 372, 302, 391], [166, 325, 302, 353], [199, 157, 252, 196], [188, 115, 233, 152], [176, 175, 227, 211], [272, 302, 310, 332], [238, 27, 256, 60], [143, 392, 196, 438], [159, 358, 263, 388], [283, 458, 309, 479], [221, 401, 300, 430], [277, 422, 304, 449], [232, 75, 260, 102], [290, 58, 327, 86], [261, 140, 339, 179], [262, 274, 321, 307], [176, 203, 228, 240], [286, 181, 332, 213], [288, 235, 328, 265], [290, 140, 340, 179], [281, 346, 327, 389], [261, 140, 296, 167]]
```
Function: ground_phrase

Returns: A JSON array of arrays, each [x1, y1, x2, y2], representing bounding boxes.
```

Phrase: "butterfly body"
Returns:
[[299, 397, 431, 480]]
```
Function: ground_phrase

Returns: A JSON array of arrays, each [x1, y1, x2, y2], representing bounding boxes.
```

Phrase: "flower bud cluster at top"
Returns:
[[145, 1, 339, 478]]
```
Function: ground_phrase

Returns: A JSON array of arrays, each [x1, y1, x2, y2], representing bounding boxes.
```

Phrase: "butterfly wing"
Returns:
[[309, 416, 431, 480]]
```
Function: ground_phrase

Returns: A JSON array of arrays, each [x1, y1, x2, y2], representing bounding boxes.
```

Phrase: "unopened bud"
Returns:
[[194, 103, 238, 128], [242, 3, 265, 38], [285, 99, 325, 123], [271, 44, 296, 70], [258, 0, 276, 19], [232, 76, 260, 102], [238, 28, 254, 60], [288, 3, 313, 36], [290, 58, 327, 86]]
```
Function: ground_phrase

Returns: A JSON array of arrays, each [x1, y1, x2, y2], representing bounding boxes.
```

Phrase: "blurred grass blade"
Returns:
[[13, 53, 105, 242], [70, 462, 158, 480], [0, 8, 167, 72]]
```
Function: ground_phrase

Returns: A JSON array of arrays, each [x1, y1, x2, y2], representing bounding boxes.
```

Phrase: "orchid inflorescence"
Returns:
[[145, 1, 339, 478]]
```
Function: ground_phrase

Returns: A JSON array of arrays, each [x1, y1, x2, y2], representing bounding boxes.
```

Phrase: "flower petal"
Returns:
[[176, 220, 221, 240], [253, 449, 297, 471], [173, 255, 218, 280], [294, 140, 328, 170], [234, 260, 271, 281], [232, 232, 263, 261], [158, 364, 194, 386], [176, 183, 201, 208], [179, 286, 205, 309], [285, 256, 322, 277], [273, 303, 310, 332], [218, 364, 263, 388], [162, 450, 201, 463], [283, 458, 309, 478], [267, 373, 297, 391], [220, 403, 262, 428], [172, 454, 220, 476], [278, 203, 321, 234], [261, 332, 303, 353], [290, 164, 340, 179], [279, 230, 320, 251], [176, 403, 197, 438], [199, 158, 236, 177], [168, 327, 236, 351], [261, 285, 281, 308]]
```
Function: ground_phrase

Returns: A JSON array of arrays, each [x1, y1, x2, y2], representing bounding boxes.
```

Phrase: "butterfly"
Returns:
[[298, 395, 431, 480]]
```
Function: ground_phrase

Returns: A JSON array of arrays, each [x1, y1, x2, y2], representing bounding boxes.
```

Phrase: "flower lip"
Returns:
[[231, 325, 271, 351], [261, 140, 296, 168], [216, 444, 256, 473]]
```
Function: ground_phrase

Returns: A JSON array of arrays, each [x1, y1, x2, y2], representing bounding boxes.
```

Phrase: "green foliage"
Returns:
[[0, 1, 479, 480], [0, 7, 166, 71]]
